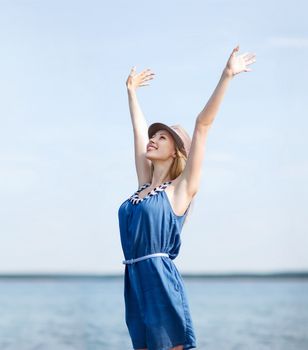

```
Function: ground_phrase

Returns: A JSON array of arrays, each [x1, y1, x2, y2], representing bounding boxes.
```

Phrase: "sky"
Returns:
[[0, 0, 307, 274]]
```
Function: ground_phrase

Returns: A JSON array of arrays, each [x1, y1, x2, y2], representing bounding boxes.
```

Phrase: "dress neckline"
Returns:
[[129, 181, 172, 205]]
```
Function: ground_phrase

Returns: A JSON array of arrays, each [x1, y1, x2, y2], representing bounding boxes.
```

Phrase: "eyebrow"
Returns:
[[152, 132, 168, 137]]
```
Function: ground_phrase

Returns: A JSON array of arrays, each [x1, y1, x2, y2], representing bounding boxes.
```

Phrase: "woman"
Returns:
[[118, 45, 256, 350]]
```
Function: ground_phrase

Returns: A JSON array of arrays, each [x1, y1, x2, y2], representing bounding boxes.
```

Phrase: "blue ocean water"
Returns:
[[0, 277, 307, 350]]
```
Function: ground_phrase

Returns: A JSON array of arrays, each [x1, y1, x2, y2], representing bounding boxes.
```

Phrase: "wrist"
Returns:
[[222, 67, 233, 79], [127, 87, 137, 94]]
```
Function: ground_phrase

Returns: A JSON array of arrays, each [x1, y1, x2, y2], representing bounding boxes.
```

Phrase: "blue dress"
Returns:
[[118, 181, 197, 350]]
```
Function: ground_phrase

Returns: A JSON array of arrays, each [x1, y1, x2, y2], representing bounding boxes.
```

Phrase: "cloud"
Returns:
[[279, 161, 308, 180], [206, 151, 237, 163], [267, 37, 308, 48]]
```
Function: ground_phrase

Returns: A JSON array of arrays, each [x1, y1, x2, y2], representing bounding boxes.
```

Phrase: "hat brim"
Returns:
[[148, 122, 185, 154]]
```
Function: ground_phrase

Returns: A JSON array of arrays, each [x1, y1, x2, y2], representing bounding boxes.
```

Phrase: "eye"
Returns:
[[150, 134, 166, 140]]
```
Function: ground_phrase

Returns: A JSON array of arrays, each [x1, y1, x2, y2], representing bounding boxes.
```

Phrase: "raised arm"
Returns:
[[180, 45, 257, 196], [126, 67, 155, 187]]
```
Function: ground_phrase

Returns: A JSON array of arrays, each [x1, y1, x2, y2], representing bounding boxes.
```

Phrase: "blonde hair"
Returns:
[[150, 144, 194, 225]]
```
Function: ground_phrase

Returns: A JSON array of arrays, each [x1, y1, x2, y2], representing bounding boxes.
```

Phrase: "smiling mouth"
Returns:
[[147, 146, 157, 151]]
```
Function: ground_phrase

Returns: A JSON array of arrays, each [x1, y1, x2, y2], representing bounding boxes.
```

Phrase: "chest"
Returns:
[[121, 181, 190, 218]]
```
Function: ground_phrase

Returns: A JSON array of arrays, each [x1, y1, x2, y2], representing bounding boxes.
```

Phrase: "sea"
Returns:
[[0, 275, 307, 350]]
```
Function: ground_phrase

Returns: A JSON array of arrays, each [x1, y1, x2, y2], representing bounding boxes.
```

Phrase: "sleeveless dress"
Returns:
[[118, 181, 197, 350]]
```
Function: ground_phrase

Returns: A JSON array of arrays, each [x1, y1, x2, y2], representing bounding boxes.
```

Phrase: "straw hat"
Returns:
[[148, 122, 191, 158]]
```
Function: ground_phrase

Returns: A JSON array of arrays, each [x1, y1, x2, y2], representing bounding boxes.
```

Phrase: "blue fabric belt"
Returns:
[[122, 252, 169, 265]]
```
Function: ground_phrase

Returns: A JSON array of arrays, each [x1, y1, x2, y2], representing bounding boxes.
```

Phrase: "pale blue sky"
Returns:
[[0, 0, 307, 273]]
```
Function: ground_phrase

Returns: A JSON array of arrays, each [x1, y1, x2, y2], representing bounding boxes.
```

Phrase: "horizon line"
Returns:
[[0, 270, 308, 279]]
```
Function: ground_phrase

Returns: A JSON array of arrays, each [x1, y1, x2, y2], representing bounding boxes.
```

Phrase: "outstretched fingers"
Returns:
[[244, 54, 256, 66], [140, 68, 155, 78], [139, 69, 155, 86], [142, 74, 155, 82], [243, 52, 256, 61]]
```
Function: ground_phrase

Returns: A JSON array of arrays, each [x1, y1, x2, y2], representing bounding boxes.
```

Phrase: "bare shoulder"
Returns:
[[165, 174, 196, 217]]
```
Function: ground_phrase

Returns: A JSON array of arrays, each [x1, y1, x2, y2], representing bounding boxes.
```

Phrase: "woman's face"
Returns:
[[146, 129, 176, 161]]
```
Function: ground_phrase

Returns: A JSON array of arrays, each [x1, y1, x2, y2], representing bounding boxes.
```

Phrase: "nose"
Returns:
[[147, 139, 157, 150]]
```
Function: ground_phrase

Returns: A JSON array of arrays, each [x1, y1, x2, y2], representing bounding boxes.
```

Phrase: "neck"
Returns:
[[150, 170, 172, 187], [150, 158, 174, 187]]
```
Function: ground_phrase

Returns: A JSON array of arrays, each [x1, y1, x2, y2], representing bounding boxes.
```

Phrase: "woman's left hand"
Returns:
[[224, 45, 256, 77]]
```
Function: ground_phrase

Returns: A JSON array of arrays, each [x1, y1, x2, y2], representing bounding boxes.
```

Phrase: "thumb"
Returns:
[[232, 45, 240, 55]]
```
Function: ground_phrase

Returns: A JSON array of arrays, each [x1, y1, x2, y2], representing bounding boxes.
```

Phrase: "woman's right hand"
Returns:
[[126, 66, 155, 91]]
